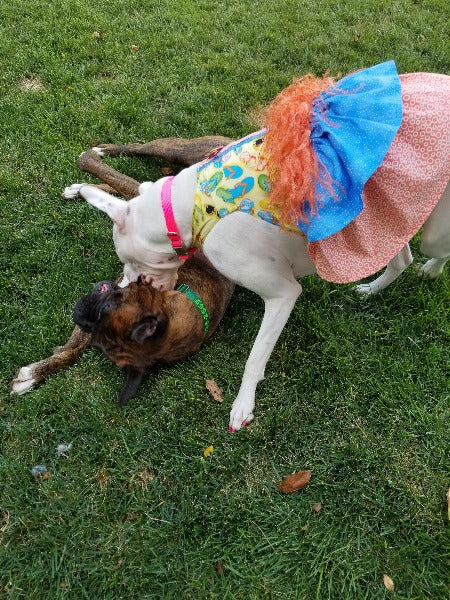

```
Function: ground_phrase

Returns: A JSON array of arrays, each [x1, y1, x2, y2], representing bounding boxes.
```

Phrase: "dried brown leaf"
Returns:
[[352, 33, 362, 42], [383, 574, 395, 591], [96, 466, 110, 487], [206, 379, 223, 403], [311, 502, 322, 514], [216, 560, 225, 576], [277, 470, 311, 494]]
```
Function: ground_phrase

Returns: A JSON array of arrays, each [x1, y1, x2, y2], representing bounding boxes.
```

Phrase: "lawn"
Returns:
[[0, 0, 449, 598]]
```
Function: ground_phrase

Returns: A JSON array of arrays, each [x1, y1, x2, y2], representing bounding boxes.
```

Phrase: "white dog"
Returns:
[[64, 63, 449, 431]]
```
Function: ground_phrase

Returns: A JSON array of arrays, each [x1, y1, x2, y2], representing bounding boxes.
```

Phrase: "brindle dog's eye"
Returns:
[[100, 301, 116, 316]]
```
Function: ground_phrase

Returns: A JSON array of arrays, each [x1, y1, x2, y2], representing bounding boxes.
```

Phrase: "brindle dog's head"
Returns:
[[73, 280, 168, 406]]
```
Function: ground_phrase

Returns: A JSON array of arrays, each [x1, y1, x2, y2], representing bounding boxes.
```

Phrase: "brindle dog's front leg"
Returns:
[[11, 327, 91, 395]]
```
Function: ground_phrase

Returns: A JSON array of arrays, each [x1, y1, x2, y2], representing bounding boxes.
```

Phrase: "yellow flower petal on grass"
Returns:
[[204, 445, 214, 458]]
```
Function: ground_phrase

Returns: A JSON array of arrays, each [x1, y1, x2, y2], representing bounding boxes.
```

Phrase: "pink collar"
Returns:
[[161, 176, 195, 260]]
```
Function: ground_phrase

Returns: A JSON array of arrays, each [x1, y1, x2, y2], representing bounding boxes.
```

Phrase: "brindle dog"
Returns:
[[72, 250, 233, 405], [11, 137, 234, 403]]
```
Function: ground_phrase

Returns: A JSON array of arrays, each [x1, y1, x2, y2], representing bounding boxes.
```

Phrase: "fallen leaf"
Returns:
[[352, 33, 362, 42], [311, 502, 322, 514], [137, 469, 154, 489], [204, 445, 214, 458], [131, 44, 140, 52], [215, 560, 225, 576], [383, 574, 395, 591], [277, 470, 311, 494], [96, 466, 110, 488], [206, 379, 223, 403]]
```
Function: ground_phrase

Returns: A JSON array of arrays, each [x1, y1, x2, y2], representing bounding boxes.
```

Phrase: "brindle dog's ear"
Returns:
[[119, 367, 146, 406], [130, 314, 166, 343]]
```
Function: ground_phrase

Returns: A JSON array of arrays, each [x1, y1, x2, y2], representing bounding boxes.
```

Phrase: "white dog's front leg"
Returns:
[[203, 212, 308, 431], [228, 290, 301, 431]]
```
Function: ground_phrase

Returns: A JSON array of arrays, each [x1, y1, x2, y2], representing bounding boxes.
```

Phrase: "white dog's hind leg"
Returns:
[[419, 181, 450, 278], [354, 244, 413, 297], [419, 257, 448, 278]]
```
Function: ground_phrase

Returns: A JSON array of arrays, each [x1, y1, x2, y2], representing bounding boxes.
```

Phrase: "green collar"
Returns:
[[176, 283, 210, 336]]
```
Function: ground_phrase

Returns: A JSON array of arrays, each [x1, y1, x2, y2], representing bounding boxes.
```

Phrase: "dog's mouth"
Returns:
[[138, 274, 165, 291]]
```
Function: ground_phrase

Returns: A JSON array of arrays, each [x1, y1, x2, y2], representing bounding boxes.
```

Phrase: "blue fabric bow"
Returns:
[[298, 60, 403, 241]]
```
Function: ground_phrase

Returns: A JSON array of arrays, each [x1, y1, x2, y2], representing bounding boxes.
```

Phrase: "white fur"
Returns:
[[11, 366, 36, 395], [64, 172, 450, 430]]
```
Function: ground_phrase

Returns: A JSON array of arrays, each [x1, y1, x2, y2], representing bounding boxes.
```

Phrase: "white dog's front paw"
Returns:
[[418, 258, 446, 279], [62, 183, 85, 199], [228, 396, 255, 432], [354, 282, 374, 297], [11, 366, 36, 395]]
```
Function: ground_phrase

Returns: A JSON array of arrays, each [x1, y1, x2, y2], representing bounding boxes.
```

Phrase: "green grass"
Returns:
[[1, 0, 449, 597]]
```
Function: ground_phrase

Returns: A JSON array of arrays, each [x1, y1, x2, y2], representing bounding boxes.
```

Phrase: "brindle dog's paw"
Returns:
[[91, 146, 106, 157], [11, 365, 36, 395], [91, 144, 121, 157]]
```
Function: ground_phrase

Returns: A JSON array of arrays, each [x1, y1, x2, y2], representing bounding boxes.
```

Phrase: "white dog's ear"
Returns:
[[86, 193, 128, 230]]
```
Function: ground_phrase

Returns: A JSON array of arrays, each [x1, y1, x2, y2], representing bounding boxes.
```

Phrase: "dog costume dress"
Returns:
[[194, 61, 450, 282]]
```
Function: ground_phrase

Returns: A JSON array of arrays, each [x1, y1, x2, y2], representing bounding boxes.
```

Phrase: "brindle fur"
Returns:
[[11, 137, 234, 400], [82, 251, 234, 404]]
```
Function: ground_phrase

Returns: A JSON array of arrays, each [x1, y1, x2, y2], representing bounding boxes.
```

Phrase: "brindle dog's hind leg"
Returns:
[[92, 136, 233, 168]]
